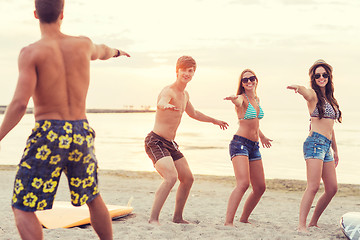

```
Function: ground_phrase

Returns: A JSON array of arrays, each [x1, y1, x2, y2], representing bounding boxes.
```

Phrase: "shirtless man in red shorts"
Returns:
[[145, 56, 228, 224]]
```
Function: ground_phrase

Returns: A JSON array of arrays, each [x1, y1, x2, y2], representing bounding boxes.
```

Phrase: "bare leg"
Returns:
[[224, 156, 250, 226], [173, 157, 194, 223], [239, 159, 266, 223], [149, 156, 178, 224], [298, 159, 323, 232], [87, 195, 113, 240], [12, 207, 43, 240], [308, 161, 337, 227]]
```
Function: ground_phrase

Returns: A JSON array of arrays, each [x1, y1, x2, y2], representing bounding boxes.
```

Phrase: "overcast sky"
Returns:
[[1, 0, 359, 111]]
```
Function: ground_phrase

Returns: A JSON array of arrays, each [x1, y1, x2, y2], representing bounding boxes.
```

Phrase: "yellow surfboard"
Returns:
[[36, 200, 133, 229]]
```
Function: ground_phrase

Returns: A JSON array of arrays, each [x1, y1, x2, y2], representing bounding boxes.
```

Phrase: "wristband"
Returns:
[[113, 49, 121, 58]]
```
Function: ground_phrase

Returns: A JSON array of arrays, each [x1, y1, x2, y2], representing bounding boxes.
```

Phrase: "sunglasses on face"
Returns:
[[241, 76, 256, 83], [314, 73, 329, 79]]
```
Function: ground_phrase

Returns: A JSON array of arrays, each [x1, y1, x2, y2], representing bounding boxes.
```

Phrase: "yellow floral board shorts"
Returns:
[[11, 119, 99, 212]]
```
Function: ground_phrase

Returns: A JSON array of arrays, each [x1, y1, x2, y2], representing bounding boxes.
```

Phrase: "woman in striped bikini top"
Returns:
[[239, 94, 264, 120], [224, 69, 272, 226]]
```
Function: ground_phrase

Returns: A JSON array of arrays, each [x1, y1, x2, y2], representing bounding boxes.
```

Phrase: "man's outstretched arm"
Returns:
[[185, 98, 228, 130], [90, 40, 130, 61]]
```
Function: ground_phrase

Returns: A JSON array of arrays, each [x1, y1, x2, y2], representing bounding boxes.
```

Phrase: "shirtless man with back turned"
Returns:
[[0, 0, 130, 239]]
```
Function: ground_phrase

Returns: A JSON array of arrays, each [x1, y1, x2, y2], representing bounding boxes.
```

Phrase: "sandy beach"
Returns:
[[0, 165, 359, 240]]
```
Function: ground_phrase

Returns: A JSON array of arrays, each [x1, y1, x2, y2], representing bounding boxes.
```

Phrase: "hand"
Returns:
[[260, 136, 273, 148], [224, 95, 238, 101], [214, 120, 229, 130], [334, 151, 339, 167], [119, 50, 131, 57], [287, 85, 299, 93]]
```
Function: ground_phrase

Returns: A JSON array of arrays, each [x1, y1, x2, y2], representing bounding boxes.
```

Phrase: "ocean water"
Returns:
[[0, 108, 359, 184]]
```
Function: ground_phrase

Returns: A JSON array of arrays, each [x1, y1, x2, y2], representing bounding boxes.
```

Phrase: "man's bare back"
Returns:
[[0, 1, 131, 239], [24, 34, 95, 121]]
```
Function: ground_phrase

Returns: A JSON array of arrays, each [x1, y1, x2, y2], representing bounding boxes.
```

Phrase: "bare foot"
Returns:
[[297, 226, 309, 233], [149, 219, 160, 225], [308, 224, 320, 228], [173, 219, 190, 224], [224, 222, 234, 227], [239, 219, 251, 224]]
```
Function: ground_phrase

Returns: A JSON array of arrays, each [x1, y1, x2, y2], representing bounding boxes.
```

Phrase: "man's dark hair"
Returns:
[[35, 0, 64, 23]]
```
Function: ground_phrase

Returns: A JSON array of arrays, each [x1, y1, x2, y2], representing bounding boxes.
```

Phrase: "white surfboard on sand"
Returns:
[[340, 212, 360, 240], [36, 198, 133, 229]]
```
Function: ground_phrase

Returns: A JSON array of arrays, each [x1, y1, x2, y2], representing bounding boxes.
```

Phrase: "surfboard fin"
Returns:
[[127, 196, 134, 207]]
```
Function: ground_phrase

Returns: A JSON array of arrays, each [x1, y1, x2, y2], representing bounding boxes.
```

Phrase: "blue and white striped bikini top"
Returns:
[[310, 99, 339, 120], [239, 94, 264, 120]]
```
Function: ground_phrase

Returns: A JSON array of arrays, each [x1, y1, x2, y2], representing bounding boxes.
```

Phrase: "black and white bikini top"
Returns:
[[310, 99, 339, 120]]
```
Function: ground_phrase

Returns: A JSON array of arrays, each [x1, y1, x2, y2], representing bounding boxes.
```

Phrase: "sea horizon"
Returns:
[[0, 105, 155, 115]]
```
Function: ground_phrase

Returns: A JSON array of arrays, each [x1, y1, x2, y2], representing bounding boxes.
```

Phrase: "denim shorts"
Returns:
[[303, 131, 333, 162], [229, 135, 261, 161]]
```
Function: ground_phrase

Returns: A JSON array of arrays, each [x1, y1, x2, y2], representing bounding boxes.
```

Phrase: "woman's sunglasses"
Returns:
[[314, 73, 329, 79], [241, 76, 256, 83]]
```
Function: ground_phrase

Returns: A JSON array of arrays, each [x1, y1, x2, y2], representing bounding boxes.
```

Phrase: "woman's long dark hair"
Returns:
[[310, 64, 342, 122]]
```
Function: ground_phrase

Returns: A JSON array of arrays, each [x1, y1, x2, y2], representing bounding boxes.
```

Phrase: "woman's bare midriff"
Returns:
[[235, 119, 260, 142], [309, 117, 335, 140]]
